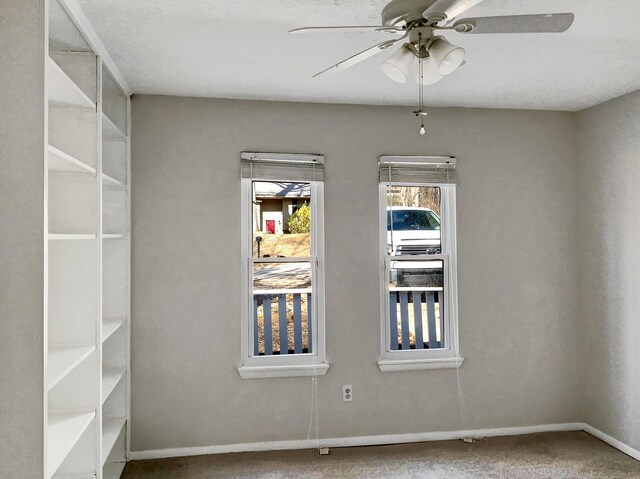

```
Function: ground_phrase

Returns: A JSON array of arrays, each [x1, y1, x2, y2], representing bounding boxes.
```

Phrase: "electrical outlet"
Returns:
[[343, 384, 353, 402]]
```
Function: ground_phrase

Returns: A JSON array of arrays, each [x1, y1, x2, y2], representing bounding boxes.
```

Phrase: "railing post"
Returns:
[[307, 293, 313, 353], [399, 292, 410, 350], [293, 293, 303, 354], [426, 292, 438, 349], [413, 292, 424, 349], [389, 291, 399, 350], [263, 295, 273, 355], [278, 294, 287, 354], [253, 295, 259, 356], [437, 292, 445, 348]]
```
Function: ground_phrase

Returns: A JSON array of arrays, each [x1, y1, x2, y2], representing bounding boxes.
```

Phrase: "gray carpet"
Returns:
[[123, 431, 640, 478]]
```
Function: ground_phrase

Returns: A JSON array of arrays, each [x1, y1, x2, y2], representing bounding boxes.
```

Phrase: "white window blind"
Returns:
[[241, 152, 324, 182], [379, 156, 457, 184]]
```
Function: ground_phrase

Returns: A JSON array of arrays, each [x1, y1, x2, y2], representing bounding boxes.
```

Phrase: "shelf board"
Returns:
[[102, 368, 125, 404], [48, 145, 96, 175], [102, 318, 125, 343], [47, 410, 96, 479], [48, 344, 96, 391], [47, 57, 95, 110], [48, 234, 97, 241], [102, 172, 126, 189], [102, 113, 128, 142], [102, 417, 126, 466], [102, 234, 126, 240], [53, 473, 96, 479]]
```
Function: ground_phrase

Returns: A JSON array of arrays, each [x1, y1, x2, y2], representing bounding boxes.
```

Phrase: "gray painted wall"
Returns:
[[131, 95, 580, 452], [577, 90, 640, 452], [0, 1, 45, 476]]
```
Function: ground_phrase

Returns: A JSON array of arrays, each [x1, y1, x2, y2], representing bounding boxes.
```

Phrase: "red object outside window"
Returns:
[[265, 220, 276, 234]]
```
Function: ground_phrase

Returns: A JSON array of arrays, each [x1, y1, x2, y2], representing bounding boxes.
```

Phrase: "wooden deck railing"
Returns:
[[389, 288, 444, 350], [253, 287, 443, 355], [253, 289, 312, 356]]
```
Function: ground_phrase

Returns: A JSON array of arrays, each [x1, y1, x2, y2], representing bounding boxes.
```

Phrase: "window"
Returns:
[[239, 152, 327, 379], [378, 156, 463, 372]]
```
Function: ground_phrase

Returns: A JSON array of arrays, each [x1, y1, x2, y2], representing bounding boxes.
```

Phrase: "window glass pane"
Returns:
[[388, 259, 444, 350], [386, 186, 441, 256], [252, 181, 311, 258], [389, 259, 443, 289], [252, 261, 312, 356]]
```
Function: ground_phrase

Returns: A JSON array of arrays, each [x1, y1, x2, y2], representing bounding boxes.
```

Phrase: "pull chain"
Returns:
[[414, 32, 427, 136]]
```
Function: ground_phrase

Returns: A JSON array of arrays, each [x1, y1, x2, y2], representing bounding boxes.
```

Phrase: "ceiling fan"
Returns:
[[290, 0, 575, 85]]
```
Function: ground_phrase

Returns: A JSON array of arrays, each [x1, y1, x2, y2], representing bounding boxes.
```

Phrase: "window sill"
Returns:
[[377, 357, 464, 372], [238, 363, 329, 379]]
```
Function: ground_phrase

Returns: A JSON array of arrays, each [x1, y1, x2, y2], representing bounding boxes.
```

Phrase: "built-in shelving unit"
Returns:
[[46, 3, 99, 476], [45, 1, 131, 477], [101, 61, 130, 479]]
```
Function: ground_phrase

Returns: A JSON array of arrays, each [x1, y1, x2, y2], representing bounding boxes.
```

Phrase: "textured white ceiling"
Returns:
[[76, 0, 640, 111]]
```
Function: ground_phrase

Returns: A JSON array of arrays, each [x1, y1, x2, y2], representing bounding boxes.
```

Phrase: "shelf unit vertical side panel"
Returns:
[[96, 54, 105, 479]]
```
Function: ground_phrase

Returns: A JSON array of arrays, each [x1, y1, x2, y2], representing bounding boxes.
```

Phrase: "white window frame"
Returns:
[[239, 166, 327, 379], [378, 182, 463, 372]]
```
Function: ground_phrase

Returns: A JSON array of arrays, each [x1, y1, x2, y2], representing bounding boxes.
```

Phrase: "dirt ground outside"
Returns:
[[253, 233, 310, 258]]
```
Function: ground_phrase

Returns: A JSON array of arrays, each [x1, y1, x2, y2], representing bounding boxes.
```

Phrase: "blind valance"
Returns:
[[241, 152, 324, 182], [379, 156, 457, 185]]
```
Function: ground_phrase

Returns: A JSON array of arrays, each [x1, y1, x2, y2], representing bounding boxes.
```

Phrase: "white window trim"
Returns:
[[239, 179, 328, 379], [378, 183, 463, 372]]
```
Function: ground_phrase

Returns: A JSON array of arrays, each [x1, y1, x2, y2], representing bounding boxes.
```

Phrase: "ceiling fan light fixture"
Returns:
[[415, 55, 443, 85], [381, 43, 415, 83], [429, 38, 465, 76]]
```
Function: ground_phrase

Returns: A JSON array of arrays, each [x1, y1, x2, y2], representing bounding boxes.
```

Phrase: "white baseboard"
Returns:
[[129, 422, 585, 461], [582, 424, 640, 462]]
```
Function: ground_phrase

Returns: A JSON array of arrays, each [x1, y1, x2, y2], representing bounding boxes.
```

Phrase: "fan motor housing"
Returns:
[[381, 0, 437, 27]]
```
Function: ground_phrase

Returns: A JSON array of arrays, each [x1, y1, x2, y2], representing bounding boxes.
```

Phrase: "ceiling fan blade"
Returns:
[[313, 35, 407, 78], [423, 0, 484, 23], [453, 13, 575, 34], [290, 25, 402, 34]]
